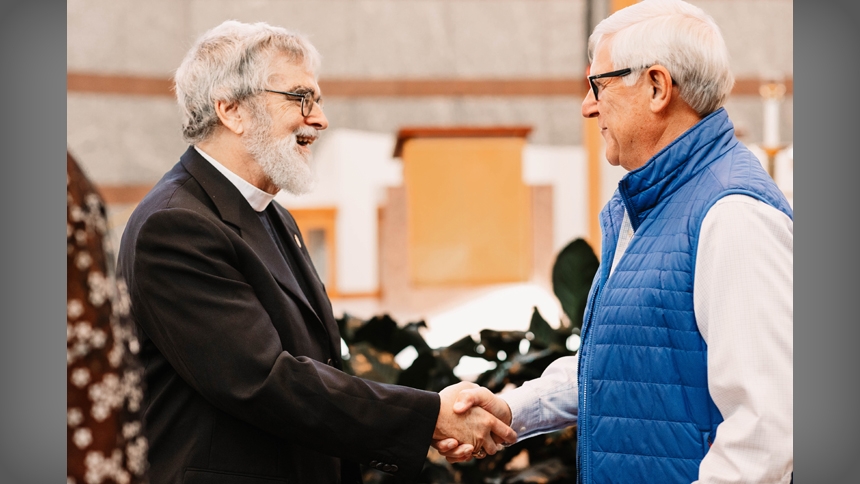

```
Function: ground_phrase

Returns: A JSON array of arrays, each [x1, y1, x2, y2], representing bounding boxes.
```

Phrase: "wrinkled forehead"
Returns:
[[589, 38, 614, 73], [266, 51, 321, 93]]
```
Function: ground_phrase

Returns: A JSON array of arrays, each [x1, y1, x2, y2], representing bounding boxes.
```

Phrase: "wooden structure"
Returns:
[[394, 126, 533, 286]]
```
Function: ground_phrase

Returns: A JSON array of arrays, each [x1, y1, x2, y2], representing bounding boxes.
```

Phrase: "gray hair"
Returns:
[[589, 0, 734, 116], [174, 20, 322, 144]]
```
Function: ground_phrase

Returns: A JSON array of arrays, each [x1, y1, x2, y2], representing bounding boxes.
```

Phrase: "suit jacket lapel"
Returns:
[[270, 204, 342, 357], [179, 147, 323, 327]]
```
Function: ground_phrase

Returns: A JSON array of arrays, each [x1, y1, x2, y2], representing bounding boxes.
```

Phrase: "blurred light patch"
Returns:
[[394, 345, 419, 369], [519, 339, 530, 355], [566, 334, 581, 353], [423, 283, 562, 349], [454, 356, 498, 381]]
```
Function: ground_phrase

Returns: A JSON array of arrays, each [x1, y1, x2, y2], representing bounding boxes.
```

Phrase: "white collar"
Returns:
[[194, 146, 276, 212]]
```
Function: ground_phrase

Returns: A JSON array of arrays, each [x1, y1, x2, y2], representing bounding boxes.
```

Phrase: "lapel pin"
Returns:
[[294, 233, 302, 248]]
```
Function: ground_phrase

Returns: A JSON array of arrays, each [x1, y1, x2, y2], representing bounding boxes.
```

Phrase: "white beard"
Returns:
[[244, 106, 318, 195]]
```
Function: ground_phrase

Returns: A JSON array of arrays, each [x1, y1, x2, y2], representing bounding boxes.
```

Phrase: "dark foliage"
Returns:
[[551, 239, 600, 332], [337, 239, 598, 483]]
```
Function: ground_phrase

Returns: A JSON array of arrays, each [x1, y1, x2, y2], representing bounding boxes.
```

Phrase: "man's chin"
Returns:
[[278, 173, 317, 196]]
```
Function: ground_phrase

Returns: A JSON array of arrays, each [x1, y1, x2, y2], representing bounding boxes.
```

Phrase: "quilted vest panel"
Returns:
[[576, 108, 792, 484]]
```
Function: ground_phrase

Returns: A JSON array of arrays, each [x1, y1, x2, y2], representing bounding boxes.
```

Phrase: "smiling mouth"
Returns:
[[296, 134, 317, 147]]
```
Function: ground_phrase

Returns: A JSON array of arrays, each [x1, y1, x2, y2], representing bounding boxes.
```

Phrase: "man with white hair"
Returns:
[[117, 20, 515, 484], [439, 1, 793, 482]]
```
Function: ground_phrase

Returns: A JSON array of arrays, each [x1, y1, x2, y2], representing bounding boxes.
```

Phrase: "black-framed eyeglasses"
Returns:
[[587, 68, 632, 101], [263, 89, 322, 117]]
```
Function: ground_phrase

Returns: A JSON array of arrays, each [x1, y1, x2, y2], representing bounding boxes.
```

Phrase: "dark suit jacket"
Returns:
[[117, 147, 440, 484]]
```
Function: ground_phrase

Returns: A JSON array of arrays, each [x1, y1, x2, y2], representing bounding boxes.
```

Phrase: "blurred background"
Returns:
[[67, 0, 793, 377]]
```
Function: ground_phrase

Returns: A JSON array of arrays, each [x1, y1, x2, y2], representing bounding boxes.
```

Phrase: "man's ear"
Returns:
[[213, 99, 246, 135], [647, 66, 674, 113]]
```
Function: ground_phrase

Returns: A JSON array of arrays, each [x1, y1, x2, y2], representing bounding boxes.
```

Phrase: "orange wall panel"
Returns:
[[402, 137, 531, 285], [289, 208, 339, 296]]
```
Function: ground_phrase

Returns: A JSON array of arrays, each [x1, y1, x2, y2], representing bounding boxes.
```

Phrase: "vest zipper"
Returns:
[[578, 203, 617, 484], [578, 282, 604, 484]]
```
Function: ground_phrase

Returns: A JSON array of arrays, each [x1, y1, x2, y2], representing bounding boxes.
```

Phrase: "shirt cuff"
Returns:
[[499, 385, 540, 440]]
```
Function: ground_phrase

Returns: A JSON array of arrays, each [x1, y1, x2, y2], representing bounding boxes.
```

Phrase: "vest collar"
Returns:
[[618, 107, 738, 230]]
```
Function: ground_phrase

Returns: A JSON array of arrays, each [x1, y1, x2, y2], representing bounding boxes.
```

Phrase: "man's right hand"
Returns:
[[431, 383, 515, 463], [432, 382, 516, 460]]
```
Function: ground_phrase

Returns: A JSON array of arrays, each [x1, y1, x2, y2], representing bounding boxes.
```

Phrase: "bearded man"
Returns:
[[117, 20, 515, 484]]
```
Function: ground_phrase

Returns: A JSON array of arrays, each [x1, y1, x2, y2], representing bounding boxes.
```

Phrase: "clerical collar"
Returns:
[[194, 146, 276, 212]]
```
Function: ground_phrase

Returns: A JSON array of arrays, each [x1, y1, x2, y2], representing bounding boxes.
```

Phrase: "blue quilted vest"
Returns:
[[576, 108, 793, 484]]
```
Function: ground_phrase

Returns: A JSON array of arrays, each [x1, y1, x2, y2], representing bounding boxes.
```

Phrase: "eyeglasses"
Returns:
[[587, 68, 632, 101], [263, 89, 322, 117]]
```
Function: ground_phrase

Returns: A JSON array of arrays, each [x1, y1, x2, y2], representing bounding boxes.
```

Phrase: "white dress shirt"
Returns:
[[500, 194, 793, 483]]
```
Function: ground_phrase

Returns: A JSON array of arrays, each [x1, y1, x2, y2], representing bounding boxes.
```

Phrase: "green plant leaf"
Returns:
[[351, 314, 431, 355], [478, 329, 527, 363], [396, 350, 459, 392], [551, 238, 600, 332], [336, 313, 365, 346], [346, 342, 401, 384], [527, 306, 560, 350], [439, 335, 482, 369]]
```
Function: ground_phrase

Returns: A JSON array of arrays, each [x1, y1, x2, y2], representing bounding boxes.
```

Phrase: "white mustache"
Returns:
[[293, 127, 319, 140]]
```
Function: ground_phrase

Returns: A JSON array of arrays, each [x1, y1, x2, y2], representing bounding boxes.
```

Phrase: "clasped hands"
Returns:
[[432, 382, 515, 463]]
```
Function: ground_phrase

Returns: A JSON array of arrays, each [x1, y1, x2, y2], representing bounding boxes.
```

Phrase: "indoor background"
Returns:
[[67, 0, 793, 373]]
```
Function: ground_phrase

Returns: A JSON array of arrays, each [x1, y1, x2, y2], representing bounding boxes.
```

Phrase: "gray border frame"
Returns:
[[0, 0, 855, 480], [0, 0, 67, 481], [794, 0, 860, 481]]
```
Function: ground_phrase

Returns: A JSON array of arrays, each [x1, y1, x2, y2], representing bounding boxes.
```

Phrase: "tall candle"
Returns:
[[763, 97, 780, 148]]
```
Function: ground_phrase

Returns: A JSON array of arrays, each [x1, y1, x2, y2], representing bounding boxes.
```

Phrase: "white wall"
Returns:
[[276, 128, 620, 295], [276, 129, 402, 294]]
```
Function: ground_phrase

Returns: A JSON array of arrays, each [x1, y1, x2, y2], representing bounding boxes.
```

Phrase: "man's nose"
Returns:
[[306, 104, 328, 130], [581, 90, 598, 119]]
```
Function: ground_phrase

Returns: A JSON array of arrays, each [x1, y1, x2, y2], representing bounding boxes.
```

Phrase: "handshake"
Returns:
[[431, 382, 516, 463]]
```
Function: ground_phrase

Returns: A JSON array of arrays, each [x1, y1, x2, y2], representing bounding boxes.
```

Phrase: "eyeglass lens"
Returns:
[[301, 92, 322, 117], [301, 93, 312, 117], [590, 80, 600, 101]]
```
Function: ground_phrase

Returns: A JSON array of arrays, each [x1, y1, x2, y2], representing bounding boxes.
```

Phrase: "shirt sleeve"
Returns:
[[498, 355, 579, 441], [693, 195, 793, 484]]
